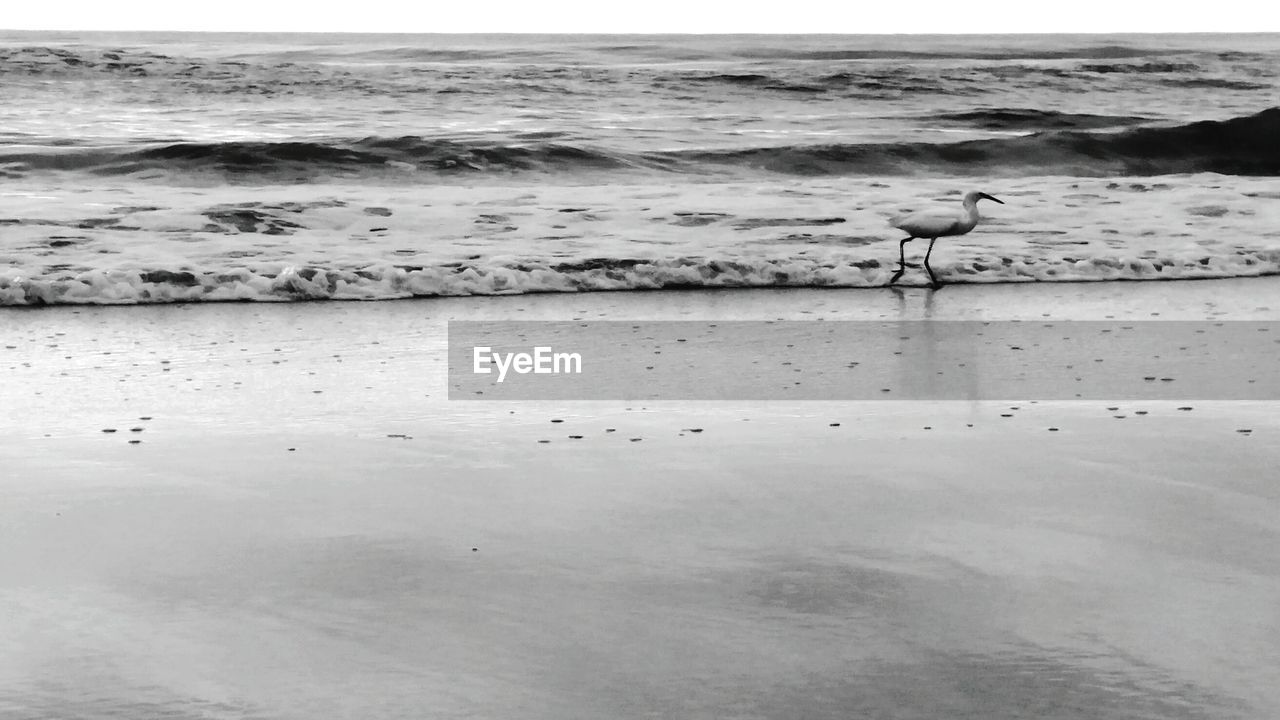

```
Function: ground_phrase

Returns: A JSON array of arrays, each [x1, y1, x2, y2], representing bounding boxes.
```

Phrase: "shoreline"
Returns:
[[7, 172, 1280, 304], [4, 277, 1278, 434], [3, 270, 1280, 309], [4, 273, 1280, 311]]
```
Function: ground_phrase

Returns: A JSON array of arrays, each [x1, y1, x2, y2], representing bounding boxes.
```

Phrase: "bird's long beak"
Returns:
[[979, 193, 1005, 204]]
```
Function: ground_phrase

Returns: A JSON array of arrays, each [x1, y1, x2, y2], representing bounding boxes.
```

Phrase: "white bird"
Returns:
[[888, 190, 1004, 288]]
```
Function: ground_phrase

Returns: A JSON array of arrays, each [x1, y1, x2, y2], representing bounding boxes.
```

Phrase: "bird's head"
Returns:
[[964, 190, 1005, 206]]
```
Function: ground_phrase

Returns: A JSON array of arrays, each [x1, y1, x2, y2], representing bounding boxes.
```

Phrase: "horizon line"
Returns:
[[3, 28, 1279, 36]]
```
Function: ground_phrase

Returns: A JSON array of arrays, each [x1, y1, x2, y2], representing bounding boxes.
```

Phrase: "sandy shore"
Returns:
[[3, 280, 1279, 719]]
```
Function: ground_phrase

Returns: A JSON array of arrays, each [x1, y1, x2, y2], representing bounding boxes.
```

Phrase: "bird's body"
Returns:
[[888, 190, 1003, 288], [890, 207, 976, 239]]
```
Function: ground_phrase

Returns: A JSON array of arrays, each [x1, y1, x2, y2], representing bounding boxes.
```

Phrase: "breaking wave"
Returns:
[[925, 108, 1154, 131], [2, 108, 1278, 179], [730, 44, 1197, 62], [5, 250, 1280, 306], [684, 107, 1280, 177]]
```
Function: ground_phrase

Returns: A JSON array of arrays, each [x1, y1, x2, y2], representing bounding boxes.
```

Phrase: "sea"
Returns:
[[1, 31, 1279, 303]]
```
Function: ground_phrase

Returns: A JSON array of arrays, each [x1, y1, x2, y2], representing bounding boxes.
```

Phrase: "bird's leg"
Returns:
[[889, 236, 913, 285], [923, 237, 941, 289]]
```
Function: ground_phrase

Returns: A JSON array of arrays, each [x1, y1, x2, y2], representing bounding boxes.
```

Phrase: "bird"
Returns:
[[887, 191, 1004, 289]]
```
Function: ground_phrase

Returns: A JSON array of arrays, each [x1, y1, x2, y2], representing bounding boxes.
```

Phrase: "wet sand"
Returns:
[[2, 280, 1279, 719]]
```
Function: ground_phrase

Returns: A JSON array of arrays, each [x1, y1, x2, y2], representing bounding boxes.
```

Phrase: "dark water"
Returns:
[[2, 32, 1278, 182], [3, 108, 1280, 178]]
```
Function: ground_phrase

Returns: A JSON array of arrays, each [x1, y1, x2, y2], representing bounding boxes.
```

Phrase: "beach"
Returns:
[[4, 29, 1280, 719], [3, 281, 1280, 719]]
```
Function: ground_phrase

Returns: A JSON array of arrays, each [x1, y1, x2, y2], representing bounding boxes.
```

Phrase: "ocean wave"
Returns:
[[0, 44, 559, 75], [662, 70, 971, 96], [1161, 78, 1273, 91], [1077, 61, 1201, 73], [0, 45, 584, 98], [3, 108, 1277, 179], [0, 46, 176, 76], [731, 44, 1194, 62], [682, 107, 1280, 177], [5, 250, 1280, 306], [926, 109, 1153, 131], [234, 46, 563, 64], [0, 138, 672, 177]]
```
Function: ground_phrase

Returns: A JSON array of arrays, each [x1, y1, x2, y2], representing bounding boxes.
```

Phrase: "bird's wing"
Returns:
[[890, 209, 963, 237]]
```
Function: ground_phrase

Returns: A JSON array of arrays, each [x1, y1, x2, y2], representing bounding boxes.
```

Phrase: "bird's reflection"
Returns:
[[889, 285, 937, 321]]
